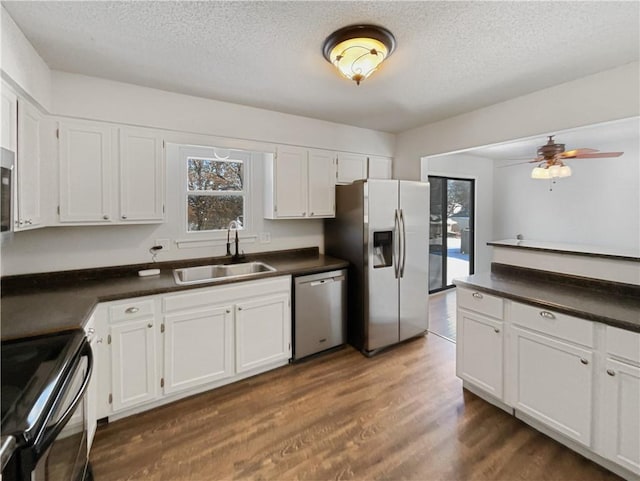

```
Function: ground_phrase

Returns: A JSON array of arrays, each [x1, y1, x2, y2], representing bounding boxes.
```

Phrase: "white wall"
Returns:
[[51, 71, 395, 157], [396, 62, 640, 181], [0, 6, 52, 110], [493, 137, 640, 252], [421, 154, 494, 274]]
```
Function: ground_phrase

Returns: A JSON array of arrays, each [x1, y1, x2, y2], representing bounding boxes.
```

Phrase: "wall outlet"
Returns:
[[154, 238, 170, 251], [258, 232, 271, 243]]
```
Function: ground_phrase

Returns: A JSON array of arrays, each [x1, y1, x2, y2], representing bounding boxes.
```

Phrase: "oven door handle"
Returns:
[[39, 342, 93, 451]]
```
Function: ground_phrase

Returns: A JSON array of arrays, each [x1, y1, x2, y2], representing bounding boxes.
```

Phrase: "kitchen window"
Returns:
[[184, 148, 251, 233]]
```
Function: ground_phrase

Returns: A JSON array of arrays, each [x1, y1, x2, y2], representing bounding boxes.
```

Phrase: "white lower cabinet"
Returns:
[[510, 326, 593, 446], [110, 317, 158, 412], [601, 358, 640, 475], [456, 310, 504, 399], [97, 276, 291, 419], [456, 291, 640, 479], [163, 304, 234, 394], [235, 293, 291, 373]]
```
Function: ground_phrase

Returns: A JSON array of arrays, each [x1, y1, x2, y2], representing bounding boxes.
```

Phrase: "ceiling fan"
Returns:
[[519, 135, 624, 180]]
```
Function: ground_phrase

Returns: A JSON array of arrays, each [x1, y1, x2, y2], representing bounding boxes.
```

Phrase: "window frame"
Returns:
[[179, 145, 253, 237]]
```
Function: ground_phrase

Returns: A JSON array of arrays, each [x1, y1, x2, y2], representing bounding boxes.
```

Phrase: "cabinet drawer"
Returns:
[[511, 302, 593, 347], [109, 299, 155, 322], [606, 326, 640, 363], [457, 287, 503, 319]]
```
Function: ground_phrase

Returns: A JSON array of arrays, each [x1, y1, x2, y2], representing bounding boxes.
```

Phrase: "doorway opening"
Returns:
[[428, 176, 475, 293]]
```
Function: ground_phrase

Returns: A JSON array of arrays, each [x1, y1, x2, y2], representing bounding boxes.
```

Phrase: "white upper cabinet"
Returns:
[[58, 120, 165, 225], [307, 149, 335, 217], [59, 120, 113, 223], [16, 99, 43, 230], [119, 128, 164, 222], [1, 84, 17, 152], [268, 145, 307, 218], [367, 155, 392, 179], [336, 152, 367, 184], [264, 146, 335, 219]]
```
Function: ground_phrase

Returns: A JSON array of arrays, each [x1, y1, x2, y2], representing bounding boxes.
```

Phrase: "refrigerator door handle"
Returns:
[[394, 209, 400, 279], [399, 209, 407, 277]]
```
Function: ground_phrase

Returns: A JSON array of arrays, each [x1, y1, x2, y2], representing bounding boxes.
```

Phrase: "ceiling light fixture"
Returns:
[[322, 25, 396, 86]]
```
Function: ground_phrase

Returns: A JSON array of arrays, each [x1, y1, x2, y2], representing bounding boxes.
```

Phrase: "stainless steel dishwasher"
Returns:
[[293, 269, 347, 360]]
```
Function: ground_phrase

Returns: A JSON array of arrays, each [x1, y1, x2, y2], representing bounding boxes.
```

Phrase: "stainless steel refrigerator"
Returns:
[[325, 179, 429, 355]]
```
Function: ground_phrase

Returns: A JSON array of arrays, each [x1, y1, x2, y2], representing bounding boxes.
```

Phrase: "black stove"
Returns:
[[1, 329, 92, 481]]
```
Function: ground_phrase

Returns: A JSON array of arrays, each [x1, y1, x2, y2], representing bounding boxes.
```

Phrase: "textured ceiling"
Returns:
[[3, 1, 639, 133]]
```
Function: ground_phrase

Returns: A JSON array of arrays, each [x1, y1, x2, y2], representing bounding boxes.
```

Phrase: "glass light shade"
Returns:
[[548, 165, 561, 178], [558, 165, 572, 178], [329, 37, 388, 85], [531, 167, 551, 179]]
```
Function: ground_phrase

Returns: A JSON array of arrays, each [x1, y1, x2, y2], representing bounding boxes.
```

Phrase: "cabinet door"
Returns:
[[16, 99, 42, 230], [163, 305, 234, 395], [307, 149, 335, 218], [601, 358, 640, 475], [274, 146, 307, 218], [511, 326, 593, 446], [119, 128, 164, 222], [0, 85, 17, 152], [235, 293, 291, 373], [368, 155, 392, 179], [336, 153, 367, 184], [59, 121, 113, 223], [110, 318, 158, 412], [456, 309, 504, 399]]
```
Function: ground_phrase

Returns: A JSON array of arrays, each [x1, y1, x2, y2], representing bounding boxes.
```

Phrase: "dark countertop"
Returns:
[[488, 239, 640, 262], [454, 265, 640, 333], [1, 248, 349, 341]]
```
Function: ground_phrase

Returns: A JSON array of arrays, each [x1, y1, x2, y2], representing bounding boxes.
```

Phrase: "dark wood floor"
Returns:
[[90, 334, 620, 481], [428, 289, 457, 342]]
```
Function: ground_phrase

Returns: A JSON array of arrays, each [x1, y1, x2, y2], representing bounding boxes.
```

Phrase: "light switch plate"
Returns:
[[155, 238, 170, 251], [258, 232, 271, 243]]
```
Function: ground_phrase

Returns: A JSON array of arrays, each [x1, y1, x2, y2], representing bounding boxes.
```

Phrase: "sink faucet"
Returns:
[[226, 220, 245, 262]]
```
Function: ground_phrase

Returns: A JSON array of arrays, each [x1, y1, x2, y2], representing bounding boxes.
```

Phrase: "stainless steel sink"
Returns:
[[173, 261, 276, 285]]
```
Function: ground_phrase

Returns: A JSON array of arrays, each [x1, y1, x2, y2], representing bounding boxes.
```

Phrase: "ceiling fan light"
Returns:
[[559, 165, 572, 178], [531, 167, 550, 179], [548, 165, 561, 178], [322, 25, 396, 85]]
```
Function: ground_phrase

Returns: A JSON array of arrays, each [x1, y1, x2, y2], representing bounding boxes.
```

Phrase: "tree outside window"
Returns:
[[187, 157, 246, 231]]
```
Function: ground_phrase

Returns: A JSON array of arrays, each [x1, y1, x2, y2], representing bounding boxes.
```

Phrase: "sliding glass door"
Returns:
[[428, 176, 475, 293]]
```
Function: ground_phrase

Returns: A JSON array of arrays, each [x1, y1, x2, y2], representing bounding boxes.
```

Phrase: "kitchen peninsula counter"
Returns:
[[454, 263, 640, 333], [1, 248, 348, 341]]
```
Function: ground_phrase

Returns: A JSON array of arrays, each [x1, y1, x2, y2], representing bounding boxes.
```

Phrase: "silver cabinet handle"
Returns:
[[580, 358, 589, 365], [226, 309, 231, 314], [606, 369, 615, 376], [87, 327, 95, 335], [25, 219, 32, 225], [125, 307, 139, 314], [472, 292, 483, 299], [103, 214, 110, 220], [237, 306, 243, 311], [540, 311, 556, 319], [147, 323, 153, 328], [310, 212, 314, 216], [494, 328, 500, 333], [122, 215, 127, 219]]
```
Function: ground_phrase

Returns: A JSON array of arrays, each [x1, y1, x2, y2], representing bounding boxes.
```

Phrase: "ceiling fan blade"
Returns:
[[572, 152, 624, 159], [560, 148, 599, 158], [496, 158, 542, 168]]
